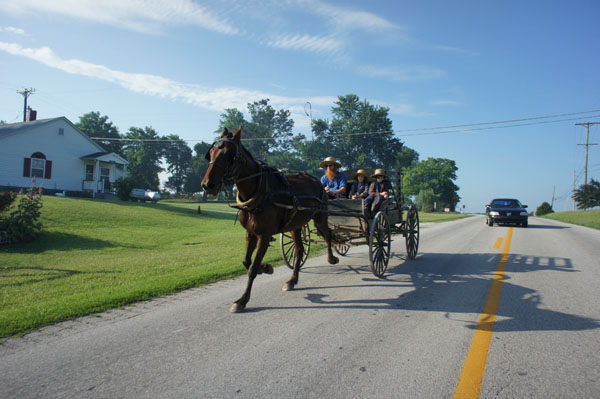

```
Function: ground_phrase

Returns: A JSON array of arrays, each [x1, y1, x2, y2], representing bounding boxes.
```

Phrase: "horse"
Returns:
[[202, 127, 339, 313]]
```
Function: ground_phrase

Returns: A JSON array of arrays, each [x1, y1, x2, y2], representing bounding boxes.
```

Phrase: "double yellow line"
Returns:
[[453, 227, 514, 398]]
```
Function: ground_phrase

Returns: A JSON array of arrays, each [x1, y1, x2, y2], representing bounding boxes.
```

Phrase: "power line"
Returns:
[[89, 110, 600, 143]]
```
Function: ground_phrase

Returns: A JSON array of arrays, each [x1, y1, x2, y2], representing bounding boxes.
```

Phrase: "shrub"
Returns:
[[114, 177, 137, 201], [1, 182, 44, 243], [535, 201, 554, 216], [0, 190, 16, 214]]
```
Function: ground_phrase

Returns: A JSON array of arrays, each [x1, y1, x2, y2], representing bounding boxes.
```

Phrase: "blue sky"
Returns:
[[1, 0, 599, 213]]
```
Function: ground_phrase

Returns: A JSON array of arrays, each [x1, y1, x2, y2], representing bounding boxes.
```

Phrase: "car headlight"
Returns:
[[489, 211, 499, 216], [520, 211, 528, 216]]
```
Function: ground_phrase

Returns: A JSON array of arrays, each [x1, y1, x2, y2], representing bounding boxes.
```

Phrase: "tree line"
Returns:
[[77, 94, 461, 211]]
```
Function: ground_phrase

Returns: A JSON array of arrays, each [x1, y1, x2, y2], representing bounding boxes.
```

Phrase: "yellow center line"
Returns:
[[493, 237, 503, 249], [453, 227, 513, 399]]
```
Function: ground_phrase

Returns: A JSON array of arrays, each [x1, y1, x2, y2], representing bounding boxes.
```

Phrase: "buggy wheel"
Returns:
[[334, 243, 350, 256], [280, 223, 311, 270], [369, 211, 391, 277], [405, 205, 420, 260]]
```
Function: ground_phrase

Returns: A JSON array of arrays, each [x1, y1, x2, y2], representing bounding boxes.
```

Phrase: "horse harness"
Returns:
[[206, 137, 326, 231]]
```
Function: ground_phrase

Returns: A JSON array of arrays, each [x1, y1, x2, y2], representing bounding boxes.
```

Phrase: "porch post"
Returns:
[[94, 159, 100, 198]]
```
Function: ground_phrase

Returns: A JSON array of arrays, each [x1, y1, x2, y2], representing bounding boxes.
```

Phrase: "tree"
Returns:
[[573, 178, 600, 209], [218, 99, 295, 164], [535, 201, 554, 216], [76, 111, 122, 155], [163, 134, 192, 194], [122, 126, 164, 190], [417, 188, 436, 212], [184, 142, 212, 194], [403, 158, 460, 211], [327, 94, 403, 171]]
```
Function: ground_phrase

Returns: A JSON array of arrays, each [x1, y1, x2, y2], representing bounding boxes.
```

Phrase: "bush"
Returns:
[[1, 182, 44, 243], [114, 177, 137, 201], [0, 190, 16, 214], [535, 201, 554, 216]]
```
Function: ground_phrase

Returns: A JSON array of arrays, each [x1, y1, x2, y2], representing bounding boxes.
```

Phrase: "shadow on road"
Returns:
[[250, 250, 600, 333]]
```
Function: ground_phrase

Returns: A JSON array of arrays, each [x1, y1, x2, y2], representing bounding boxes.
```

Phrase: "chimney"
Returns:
[[26, 106, 37, 122]]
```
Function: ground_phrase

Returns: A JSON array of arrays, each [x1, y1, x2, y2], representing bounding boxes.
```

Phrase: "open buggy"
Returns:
[[279, 169, 420, 277]]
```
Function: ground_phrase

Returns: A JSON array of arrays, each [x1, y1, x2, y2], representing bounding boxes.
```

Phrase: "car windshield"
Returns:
[[491, 199, 521, 208]]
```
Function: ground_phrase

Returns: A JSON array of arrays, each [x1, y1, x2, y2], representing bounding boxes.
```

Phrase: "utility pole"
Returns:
[[573, 170, 576, 210], [551, 185, 555, 208], [17, 88, 35, 122], [575, 122, 599, 185]]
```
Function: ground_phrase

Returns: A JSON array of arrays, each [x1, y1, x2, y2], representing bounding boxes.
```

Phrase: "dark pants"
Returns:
[[364, 195, 386, 215]]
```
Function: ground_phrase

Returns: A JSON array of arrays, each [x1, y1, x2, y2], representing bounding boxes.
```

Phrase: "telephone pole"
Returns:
[[17, 88, 35, 122], [575, 122, 599, 185]]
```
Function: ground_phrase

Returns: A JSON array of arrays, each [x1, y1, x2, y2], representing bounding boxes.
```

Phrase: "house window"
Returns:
[[23, 152, 52, 179], [86, 164, 94, 181], [31, 158, 45, 178]]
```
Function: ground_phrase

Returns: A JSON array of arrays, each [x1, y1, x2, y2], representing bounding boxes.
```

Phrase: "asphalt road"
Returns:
[[1, 215, 599, 398]]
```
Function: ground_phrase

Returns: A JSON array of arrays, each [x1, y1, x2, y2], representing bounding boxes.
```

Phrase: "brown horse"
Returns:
[[202, 127, 339, 312]]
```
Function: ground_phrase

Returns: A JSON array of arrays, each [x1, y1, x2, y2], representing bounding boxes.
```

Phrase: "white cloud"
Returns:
[[0, 0, 239, 35], [431, 100, 461, 107], [357, 64, 446, 82], [307, 0, 398, 33], [0, 41, 336, 126], [266, 33, 343, 54], [0, 26, 27, 35]]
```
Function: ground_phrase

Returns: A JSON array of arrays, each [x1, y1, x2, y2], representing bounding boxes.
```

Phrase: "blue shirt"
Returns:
[[321, 172, 347, 192]]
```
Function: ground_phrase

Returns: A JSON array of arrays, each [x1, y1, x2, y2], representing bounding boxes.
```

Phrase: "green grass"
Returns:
[[540, 209, 600, 230], [1, 197, 470, 338], [0, 197, 282, 338]]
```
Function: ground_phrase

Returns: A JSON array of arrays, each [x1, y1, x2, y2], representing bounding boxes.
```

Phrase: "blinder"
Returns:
[[204, 139, 227, 161], [204, 137, 244, 186]]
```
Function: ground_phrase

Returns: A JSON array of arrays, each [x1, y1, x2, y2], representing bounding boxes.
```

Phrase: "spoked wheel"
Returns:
[[405, 205, 420, 260], [334, 242, 350, 256], [369, 211, 391, 277], [280, 223, 311, 270]]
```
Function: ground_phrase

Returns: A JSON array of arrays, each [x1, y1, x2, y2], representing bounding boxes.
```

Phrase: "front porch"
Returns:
[[80, 152, 128, 198]]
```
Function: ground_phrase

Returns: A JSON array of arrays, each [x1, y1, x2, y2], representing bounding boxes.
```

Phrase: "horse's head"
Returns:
[[201, 127, 243, 196]]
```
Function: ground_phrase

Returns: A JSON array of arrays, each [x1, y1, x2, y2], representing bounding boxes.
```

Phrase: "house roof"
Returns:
[[81, 151, 128, 165], [0, 116, 129, 165], [0, 117, 62, 139]]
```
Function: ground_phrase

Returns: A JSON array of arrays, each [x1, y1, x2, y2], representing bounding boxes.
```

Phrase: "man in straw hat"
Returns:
[[364, 168, 391, 218], [320, 156, 347, 199], [349, 169, 370, 199]]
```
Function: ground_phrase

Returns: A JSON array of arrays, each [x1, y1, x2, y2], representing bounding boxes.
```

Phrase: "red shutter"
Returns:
[[23, 158, 31, 177], [45, 160, 52, 179]]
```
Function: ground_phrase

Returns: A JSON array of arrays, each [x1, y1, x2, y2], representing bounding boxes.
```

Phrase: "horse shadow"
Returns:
[[255, 251, 599, 333]]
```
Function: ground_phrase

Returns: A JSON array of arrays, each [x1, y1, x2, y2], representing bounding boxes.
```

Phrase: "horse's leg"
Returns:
[[314, 213, 339, 265], [282, 228, 303, 291], [230, 235, 272, 313], [243, 232, 257, 270]]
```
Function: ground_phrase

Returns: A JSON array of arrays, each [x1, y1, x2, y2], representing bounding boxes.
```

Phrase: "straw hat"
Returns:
[[354, 169, 369, 179], [371, 168, 388, 178], [319, 156, 341, 169]]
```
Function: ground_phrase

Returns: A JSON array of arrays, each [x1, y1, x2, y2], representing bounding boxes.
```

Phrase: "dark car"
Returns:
[[486, 198, 528, 227]]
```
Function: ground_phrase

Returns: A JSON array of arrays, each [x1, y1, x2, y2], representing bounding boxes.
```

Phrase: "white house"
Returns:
[[0, 117, 128, 197]]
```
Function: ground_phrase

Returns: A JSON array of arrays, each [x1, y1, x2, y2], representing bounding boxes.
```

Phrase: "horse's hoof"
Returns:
[[264, 264, 274, 274], [230, 303, 246, 313], [329, 256, 339, 265], [282, 282, 295, 291]]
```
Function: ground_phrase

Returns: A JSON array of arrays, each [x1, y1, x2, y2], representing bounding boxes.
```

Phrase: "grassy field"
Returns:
[[1, 197, 468, 338], [540, 209, 600, 230]]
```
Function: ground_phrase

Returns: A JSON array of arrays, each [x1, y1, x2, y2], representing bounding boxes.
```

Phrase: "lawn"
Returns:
[[0, 197, 271, 338], [1, 197, 469, 338], [541, 209, 600, 230]]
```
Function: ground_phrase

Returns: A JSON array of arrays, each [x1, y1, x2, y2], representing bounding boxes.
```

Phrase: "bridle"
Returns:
[[205, 137, 263, 187]]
